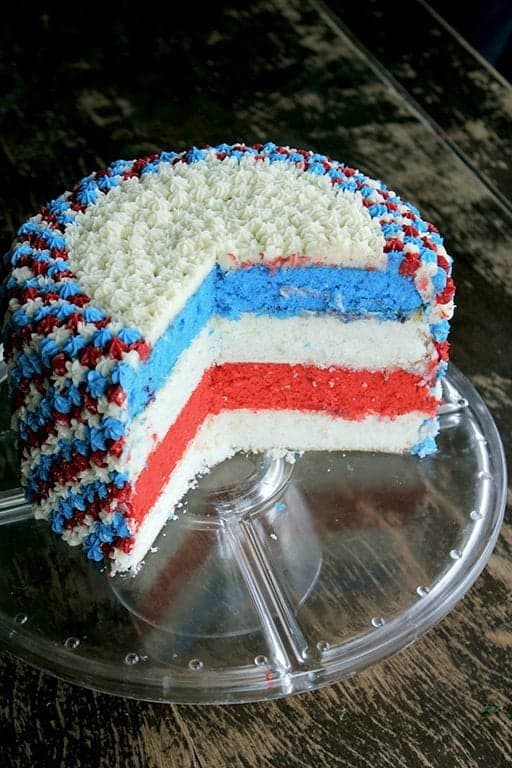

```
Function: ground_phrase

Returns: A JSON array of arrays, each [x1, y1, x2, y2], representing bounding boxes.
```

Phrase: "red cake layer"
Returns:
[[131, 363, 436, 525]]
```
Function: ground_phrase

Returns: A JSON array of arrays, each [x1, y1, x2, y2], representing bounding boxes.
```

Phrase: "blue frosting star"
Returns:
[[117, 327, 142, 344], [83, 306, 106, 323], [185, 147, 205, 164], [430, 320, 450, 342], [92, 328, 112, 347], [90, 427, 107, 452], [40, 339, 59, 365], [54, 392, 72, 414], [83, 533, 104, 562], [76, 179, 99, 206], [96, 173, 119, 191], [86, 370, 108, 398], [59, 282, 82, 299], [110, 470, 129, 488], [112, 511, 131, 539], [51, 510, 66, 534], [41, 230, 66, 249], [102, 417, 125, 441], [63, 335, 88, 356]]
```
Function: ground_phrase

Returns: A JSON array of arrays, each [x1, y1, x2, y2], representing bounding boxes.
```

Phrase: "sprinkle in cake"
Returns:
[[1, 143, 455, 573]]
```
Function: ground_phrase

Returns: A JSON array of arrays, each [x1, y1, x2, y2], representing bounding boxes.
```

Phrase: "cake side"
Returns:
[[1, 143, 455, 572]]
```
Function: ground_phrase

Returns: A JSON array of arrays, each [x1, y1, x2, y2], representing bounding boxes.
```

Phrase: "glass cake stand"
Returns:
[[0, 364, 506, 704]]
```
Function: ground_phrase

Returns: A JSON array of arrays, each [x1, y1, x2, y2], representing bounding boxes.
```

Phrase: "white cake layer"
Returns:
[[66, 152, 385, 340], [211, 314, 433, 368], [125, 314, 435, 476], [112, 409, 437, 573]]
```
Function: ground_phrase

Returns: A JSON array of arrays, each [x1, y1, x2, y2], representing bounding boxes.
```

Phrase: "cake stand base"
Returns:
[[0, 365, 506, 703]]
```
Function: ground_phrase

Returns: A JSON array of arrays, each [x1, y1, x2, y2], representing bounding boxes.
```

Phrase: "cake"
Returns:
[[1, 142, 455, 574]]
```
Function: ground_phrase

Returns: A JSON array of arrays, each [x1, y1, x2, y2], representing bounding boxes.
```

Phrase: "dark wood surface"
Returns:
[[0, 2, 511, 766]]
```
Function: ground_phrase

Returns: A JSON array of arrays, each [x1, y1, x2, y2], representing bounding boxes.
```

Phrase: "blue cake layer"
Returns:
[[122, 261, 425, 419]]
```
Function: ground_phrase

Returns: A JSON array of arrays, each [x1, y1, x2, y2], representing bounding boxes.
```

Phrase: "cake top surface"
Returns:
[[66, 150, 385, 336], [3, 142, 454, 350]]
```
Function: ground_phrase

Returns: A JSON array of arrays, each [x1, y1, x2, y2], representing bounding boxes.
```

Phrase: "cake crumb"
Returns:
[[268, 448, 298, 464], [130, 562, 143, 577]]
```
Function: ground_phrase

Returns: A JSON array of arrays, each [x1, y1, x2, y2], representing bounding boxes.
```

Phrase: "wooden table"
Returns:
[[0, 2, 510, 765]]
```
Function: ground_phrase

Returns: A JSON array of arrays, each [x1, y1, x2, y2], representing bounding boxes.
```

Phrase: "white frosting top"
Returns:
[[66, 152, 385, 339]]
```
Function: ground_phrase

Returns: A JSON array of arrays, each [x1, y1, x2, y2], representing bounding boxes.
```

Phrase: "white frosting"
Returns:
[[66, 152, 385, 340]]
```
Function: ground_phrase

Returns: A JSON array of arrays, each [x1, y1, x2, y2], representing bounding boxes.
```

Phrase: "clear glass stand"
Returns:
[[0, 365, 506, 703]]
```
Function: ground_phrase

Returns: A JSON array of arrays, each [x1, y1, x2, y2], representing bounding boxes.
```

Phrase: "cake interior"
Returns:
[[106, 264, 440, 571]]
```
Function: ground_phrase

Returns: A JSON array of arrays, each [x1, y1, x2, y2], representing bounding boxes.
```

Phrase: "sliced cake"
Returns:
[[1, 142, 455, 573]]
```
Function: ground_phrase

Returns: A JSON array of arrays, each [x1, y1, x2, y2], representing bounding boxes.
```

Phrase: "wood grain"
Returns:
[[0, 1, 510, 766], [322, 0, 512, 207]]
